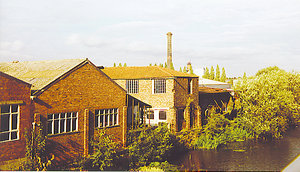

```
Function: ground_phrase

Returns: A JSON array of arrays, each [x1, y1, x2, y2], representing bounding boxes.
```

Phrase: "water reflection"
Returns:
[[173, 126, 300, 171]]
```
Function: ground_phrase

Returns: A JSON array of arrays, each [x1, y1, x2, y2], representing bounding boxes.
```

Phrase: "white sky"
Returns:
[[0, 0, 299, 77]]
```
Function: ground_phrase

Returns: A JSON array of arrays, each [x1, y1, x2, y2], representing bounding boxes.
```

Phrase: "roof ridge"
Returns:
[[155, 66, 175, 77]]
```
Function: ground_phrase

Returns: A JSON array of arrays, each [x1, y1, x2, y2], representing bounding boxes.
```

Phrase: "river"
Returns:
[[172, 126, 300, 171]]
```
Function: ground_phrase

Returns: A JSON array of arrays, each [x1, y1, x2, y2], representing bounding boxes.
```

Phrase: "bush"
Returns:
[[77, 129, 121, 170], [127, 123, 177, 168], [138, 161, 179, 172], [234, 67, 300, 138]]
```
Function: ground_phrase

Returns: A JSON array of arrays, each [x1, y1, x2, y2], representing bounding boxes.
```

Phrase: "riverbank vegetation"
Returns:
[[180, 66, 300, 150]]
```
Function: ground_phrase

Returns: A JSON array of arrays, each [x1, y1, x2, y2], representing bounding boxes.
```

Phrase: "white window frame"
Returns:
[[0, 104, 19, 142], [188, 78, 193, 94], [126, 80, 139, 93], [47, 112, 78, 135], [95, 108, 119, 128], [153, 79, 166, 94]]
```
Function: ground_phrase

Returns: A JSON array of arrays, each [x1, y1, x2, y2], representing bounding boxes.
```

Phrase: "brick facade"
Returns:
[[113, 77, 200, 131], [33, 62, 128, 163], [0, 72, 32, 162]]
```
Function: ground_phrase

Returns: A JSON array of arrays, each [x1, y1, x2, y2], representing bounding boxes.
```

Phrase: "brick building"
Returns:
[[0, 59, 148, 164], [0, 71, 32, 162], [102, 66, 201, 131]]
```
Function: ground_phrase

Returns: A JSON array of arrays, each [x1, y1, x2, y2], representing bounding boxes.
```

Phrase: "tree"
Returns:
[[164, 62, 167, 68], [149, 63, 152, 66], [210, 66, 215, 80], [79, 130, 120, 170], [160, 63, 163, 67], [221, 67, 226, 82], [215, 65, 220, 81], [118, 63, 122, 67], [234, 67, 300, 138], [124, 63, 127, 67], [183, 66, 187, 73], [170, 62, 174, 70], [243, 72, 247, 79], [113, 63, 116, 67], [203, 67, 210, 79], [180, 67, 182, 72], [189, 65, 194, 74]]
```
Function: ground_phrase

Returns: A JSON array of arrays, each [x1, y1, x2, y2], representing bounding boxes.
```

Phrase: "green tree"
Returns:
[[221, 67, 226, 82], [160, 63, 163, 67], [215, 65, 220, 81], [124, 63, 127, 67], [21, 123, 54, 171], [113, 63, 116, 67], [210, 66, 215, 80], [183, 66, 187, 73], [180, 67, 182, 72], [149, 63, 152, 66], [243, 72, 247, 79], [189, 65, 194, 74], [154, 63, 157, 66], [128, 124, 176, 168], [170, 62, 174, 70], [234, 67, 300, 138], [203, 67, 210, 79], [164, 62, 167, 68], [79, 130, 120, 170], [118, 63, 122, 67]]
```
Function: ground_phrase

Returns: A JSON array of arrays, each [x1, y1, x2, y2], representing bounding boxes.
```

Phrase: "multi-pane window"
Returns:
[[47, 112, 78, 135], [0, 105, 19, 142], [159, 110, 167, 120], [147, 110, 154, 119], [153, 79, 166, 93], [126, 80, 139, 93], [95, 108, 118, 128]]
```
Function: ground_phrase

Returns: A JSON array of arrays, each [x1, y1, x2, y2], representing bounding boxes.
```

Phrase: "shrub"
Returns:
[[77, 129, 121, 170], [127, 123, 177, 168]]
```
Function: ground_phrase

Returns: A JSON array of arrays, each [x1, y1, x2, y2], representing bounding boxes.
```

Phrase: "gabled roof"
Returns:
[[0, 71, 31, 87], [101, 66, 198, 79], [0, 59, 86, 91]]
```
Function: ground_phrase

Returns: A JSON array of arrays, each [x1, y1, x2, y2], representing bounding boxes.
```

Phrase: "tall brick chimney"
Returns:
[[166, 32, 173, 69]]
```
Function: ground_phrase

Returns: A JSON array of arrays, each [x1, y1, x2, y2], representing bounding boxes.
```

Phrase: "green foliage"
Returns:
[[164, 62, 167, 68], [127, 124, 176, 168], [243, 72, 247, 79], [149, 63, 152, 66], [124, 63, 127, 67], [113, 63, 116, 67], [216, 65, 220, 81], [21, 124, 53, 171], [203, 67, 210, 79], [183, 66, 187, 73], [221, 67, 226, 82], [118, 63, 122, 67], [180, 67, 182, 72], [234, 66, 300, 139], [78, 130, 120, 171], [189, 65, 194, 74], [210, 66, 215, 80], [170, 62, 174, 70], [138, 161, 179, 172]]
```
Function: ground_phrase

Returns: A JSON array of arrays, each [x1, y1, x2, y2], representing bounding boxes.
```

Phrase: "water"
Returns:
[[172, 126, 300, 171]]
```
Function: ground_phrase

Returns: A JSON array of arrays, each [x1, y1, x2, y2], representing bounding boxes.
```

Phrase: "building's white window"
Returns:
[[126, 80, 139, 93], [147, 110, 154, 119], [153, 79, 166, 93], [95, 108, 118, 128], [159, 110, 167, 120], [47, 112, 78, 135], [0, 105, 19, 142], [188, 79, 193, 94]]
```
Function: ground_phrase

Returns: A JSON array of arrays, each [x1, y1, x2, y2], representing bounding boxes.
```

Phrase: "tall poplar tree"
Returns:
[[216, 65, 220, 81], [203, 67, 210, 79], [221, 67, 226, 82], [210, 66, 215, 80]]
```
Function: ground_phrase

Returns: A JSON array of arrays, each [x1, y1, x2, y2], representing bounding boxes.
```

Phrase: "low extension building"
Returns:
[[0, 59, 149, 165], [102, 66, 201, 131]]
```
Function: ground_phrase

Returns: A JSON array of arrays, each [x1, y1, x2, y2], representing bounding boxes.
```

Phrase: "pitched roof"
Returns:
[[0, 71, 31, 86], [0, 59, 86, 91], [101, 66, 198, 79]]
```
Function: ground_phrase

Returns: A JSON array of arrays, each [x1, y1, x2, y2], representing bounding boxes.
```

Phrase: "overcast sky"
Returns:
[[0, 0, 299, 77]]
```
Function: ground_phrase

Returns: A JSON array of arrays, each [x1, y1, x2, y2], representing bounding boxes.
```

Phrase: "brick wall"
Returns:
[[33, 63, 127, 163], [0, 73, 32, 162]]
